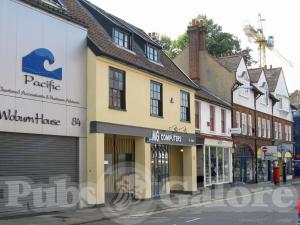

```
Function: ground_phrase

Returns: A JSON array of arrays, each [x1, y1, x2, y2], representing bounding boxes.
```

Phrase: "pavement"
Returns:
[[0, 181, 299, 225]]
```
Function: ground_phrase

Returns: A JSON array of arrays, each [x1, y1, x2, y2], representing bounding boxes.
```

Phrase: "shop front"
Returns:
[[233, 145, 255, 184], [196, 138, 233, 188], [277, 143, 294, 179], [89, 122, 196, 203], [257, 146, 277, 182]]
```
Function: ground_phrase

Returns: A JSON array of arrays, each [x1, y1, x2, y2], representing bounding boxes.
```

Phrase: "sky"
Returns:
[[90, 0, 299, 93]]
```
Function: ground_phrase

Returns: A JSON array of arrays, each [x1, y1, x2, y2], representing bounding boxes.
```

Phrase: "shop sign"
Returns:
[[262, 146, 278, 160], [230, 128, 241, 134], [146, 130, 195, 146], [0, 2, 87, 137]]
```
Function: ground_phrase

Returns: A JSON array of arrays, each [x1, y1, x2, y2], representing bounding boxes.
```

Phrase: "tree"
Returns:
[[242, 47, 256, 67], [159, 15, 254, 66]]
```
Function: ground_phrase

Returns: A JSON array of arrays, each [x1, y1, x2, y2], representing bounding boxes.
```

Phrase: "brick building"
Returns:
[[174, 20, 235, 188], [218, 55, 258, 183]]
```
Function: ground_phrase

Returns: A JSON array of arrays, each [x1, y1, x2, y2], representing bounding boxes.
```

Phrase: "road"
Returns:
[[85, 185, 299, 225]]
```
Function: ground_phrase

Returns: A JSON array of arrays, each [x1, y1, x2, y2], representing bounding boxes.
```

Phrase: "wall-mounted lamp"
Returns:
[[180, 149, 184, 153], [178, 126, 187, 133], [169, 125, 178, 132], [170, 97, 175, 104]]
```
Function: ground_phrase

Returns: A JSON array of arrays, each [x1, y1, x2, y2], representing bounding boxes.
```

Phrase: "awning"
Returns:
[[285, 151, 293, 158], [257, 148, 262, 159], [277, 152, 282, 158]]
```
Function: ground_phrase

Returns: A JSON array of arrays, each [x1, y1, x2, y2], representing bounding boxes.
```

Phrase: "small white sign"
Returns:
[[262, 146, 278, 160], [230, 128, 242, 134]]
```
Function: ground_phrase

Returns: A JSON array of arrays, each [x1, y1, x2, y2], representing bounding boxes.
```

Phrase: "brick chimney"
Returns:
[[187, 19, 207, 85]]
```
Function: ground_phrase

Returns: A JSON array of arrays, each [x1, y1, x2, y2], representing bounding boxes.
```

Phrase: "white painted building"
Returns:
[[195, 87, 233, 187], [266, 68, 293, 122], [249, 69, 273, 115], [265, 67, 294, 176], [233, 57, 255, 110], [0, 0, 87, 215], [218, 55, 257, 184]]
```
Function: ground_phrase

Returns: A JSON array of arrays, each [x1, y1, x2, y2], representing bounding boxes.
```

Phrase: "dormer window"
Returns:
[[113, 28, 131, 49], [42, 0, 64, 8], [146, 44, 159, 63]]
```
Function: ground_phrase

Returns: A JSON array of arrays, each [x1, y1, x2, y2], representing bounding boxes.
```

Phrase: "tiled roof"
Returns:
[[19, 0, 85, 27], [217, 55, 243, 73], [196, 86, 231, 108], [264, 67, 282, 92], [248, 68, 262, 83], [62, 0, 198, 89]]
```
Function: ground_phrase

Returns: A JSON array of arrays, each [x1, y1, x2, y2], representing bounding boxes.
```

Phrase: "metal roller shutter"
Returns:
[[0, 132, 79, 216]]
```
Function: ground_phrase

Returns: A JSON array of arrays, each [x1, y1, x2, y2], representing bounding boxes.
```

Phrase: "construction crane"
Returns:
[[243, 14, 293, 68]]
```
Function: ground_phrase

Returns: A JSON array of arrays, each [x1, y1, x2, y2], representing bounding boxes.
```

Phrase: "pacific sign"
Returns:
[[22, 48, 62, 92]]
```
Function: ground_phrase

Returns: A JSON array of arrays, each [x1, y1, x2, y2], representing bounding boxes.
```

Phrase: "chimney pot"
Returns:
[[270, 65, 272, 69], [199, 19, 204, 26], [192, 19, 196, 26], [264, 65, 267, 69]]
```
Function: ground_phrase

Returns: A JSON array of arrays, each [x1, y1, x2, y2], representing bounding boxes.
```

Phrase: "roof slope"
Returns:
[[248, 68, 262, 83], [264, 67, 282, 92], [62, 0, 197, 89], [19, 0, 85, 26], [217, 55, 243, 73], [196, 86, 231, 108]]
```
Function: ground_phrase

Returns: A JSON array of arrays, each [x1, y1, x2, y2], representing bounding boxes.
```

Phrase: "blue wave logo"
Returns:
[[22, 48, 62, 80]]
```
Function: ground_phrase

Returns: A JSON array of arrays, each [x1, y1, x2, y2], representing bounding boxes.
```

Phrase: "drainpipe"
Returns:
[[254, 93, 258, 183], [253, 85, 263, 184], [231, 80, 243, 184]]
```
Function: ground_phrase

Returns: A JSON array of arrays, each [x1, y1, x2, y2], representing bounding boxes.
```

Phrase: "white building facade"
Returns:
[[195, 88, 233, 187], [0, 0, 87, 215]]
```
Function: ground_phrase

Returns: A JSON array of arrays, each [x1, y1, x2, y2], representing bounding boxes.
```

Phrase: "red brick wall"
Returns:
[[273, 116, 293, 143], [187, 26, 200, 84], [233, 104, 255, 131], [256, 111, 273, 140]]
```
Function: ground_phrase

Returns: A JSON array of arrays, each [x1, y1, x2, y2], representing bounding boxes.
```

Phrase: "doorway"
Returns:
[[151, 144, 169, 197], [104, 135, 135, 203], [233, 146, 253, 183]]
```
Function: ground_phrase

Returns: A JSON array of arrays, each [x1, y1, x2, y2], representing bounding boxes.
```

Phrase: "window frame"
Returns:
[[180, 91, 191, 122], [248, 114, 252, 136], [209, 105, 216, 132], [262, 118, 267, 138], [241, 113, 247, 135], [278, 123, 282, 140], [257, 117, 262, 137], [236, 111, 241, 129], [150, 81, 163, 117], [113, 27, 131, 49], [145, 44, 160, 63], [109, 67, 126, 110], [221, 109, 226, 134], [285, 125, 289, 141], [195, 101, 201, 129], [274, 122, 278, 139], [267, 120, 271, 138]]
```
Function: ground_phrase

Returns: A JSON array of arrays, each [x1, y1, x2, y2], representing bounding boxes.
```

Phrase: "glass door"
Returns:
[[234, 157, 241, 182], [151, 145, 169, 197]]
